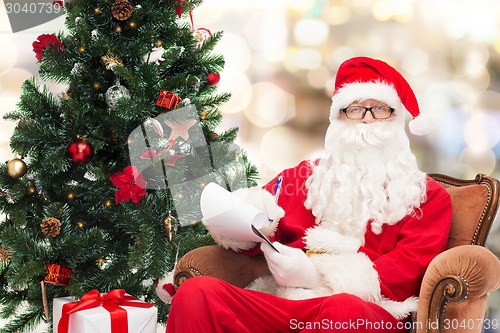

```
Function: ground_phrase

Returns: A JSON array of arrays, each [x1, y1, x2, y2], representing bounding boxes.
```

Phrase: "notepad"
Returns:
[[200, 183, 279, 252]]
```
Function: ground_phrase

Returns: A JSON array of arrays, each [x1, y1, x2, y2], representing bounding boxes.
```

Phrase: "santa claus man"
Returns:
[[161, 56, 453, 333]]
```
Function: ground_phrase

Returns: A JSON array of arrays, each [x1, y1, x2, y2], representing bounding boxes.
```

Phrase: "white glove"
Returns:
[[260, 242, 323, 289], [232, 187, 285, 223]]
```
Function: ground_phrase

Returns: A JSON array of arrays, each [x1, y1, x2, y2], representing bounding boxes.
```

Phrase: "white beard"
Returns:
[[304, 118, 427, 238]]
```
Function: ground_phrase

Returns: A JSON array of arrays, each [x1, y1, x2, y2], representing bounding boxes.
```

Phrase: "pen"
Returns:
[[274, 176, 283, 204]]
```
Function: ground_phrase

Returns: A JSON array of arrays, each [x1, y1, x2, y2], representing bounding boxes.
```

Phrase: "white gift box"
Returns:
[[53, 294, 157, 333]]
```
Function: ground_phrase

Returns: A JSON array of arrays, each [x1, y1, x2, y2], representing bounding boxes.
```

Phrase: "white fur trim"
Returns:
[[330, 81, 407, 123], [378, 296, 419, 320], [408, 113, 434, 135], [246, 274, 279, 294], [310, 252, 381, 303], [305, 227, 362, 254], [246, 254, 419, 319]]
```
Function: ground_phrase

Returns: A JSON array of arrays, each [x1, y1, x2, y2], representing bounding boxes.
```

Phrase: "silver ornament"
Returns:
[[105, 84, 131, 110]]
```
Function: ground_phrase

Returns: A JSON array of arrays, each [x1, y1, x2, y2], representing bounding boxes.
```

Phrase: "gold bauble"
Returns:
[[7, 158, 27, 179]]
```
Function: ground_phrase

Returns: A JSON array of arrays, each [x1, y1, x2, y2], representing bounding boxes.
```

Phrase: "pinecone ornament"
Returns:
[[0, 246, 12, 263], [111, 0, 133, 21], [41, 217, 61, 237]]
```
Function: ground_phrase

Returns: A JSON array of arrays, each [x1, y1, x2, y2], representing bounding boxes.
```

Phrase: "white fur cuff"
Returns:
[[309, 252, 381, 303]]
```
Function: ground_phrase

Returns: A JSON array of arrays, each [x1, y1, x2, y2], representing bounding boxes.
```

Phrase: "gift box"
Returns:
[[44, 264, 72, 286], [53, 289, 157, 333], [155, 90, 181, 110]]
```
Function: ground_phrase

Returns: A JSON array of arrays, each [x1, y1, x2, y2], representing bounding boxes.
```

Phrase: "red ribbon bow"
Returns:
[[58, 289, 154, 333]]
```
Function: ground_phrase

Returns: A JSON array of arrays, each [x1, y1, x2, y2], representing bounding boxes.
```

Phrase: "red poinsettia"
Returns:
[[32, 34, 64, 62], [110, 166, 147, 206]]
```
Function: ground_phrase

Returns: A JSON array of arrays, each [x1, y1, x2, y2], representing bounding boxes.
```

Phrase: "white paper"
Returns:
[[200, 183, 268, 243], [53, 296, 157, 333]]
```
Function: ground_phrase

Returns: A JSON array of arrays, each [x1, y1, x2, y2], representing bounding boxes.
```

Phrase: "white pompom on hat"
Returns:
[[330, 56, 432, 135]]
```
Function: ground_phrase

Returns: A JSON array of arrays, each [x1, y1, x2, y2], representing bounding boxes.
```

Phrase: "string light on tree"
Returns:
[[27, 185, 37, 194]]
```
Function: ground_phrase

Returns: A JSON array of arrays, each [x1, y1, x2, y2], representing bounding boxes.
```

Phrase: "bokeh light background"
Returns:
[[0, 0, 499, 329]]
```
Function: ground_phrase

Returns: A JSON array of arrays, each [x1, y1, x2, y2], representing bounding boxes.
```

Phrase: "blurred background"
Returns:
[[0, 0, 499, 330]]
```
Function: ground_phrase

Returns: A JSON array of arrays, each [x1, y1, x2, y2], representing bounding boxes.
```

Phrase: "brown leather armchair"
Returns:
[[171, 174, 500, 333]]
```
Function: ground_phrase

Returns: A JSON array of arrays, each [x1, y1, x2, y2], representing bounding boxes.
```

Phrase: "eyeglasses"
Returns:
[[340, 105, 395, 120]]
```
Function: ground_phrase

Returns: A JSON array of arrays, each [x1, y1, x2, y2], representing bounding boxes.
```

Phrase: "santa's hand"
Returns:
[[232, 187, 285, 222], [260, 242, 323, 289]]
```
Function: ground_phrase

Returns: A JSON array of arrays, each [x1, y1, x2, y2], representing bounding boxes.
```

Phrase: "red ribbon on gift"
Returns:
[[58, 289, 154, 333]]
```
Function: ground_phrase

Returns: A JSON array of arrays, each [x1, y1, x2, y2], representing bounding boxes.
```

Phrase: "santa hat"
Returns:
[[330, 56, 432, 135]]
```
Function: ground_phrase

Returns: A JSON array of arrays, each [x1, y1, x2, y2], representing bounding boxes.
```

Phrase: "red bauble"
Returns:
[[207, 72, 220, 87], [67, 139, 94, 165]]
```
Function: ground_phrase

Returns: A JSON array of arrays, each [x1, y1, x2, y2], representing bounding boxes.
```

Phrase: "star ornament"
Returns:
[[110, 166, 147, 205], [163, 118, 197, 141]]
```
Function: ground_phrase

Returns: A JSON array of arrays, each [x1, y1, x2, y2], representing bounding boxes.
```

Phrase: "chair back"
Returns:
[[429, 173, 500, 248]]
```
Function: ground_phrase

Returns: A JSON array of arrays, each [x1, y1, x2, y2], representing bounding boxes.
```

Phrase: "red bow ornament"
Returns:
[[110, 166, 147, 205], [57, 289, 156, 333], [32, 34, 64, 62]]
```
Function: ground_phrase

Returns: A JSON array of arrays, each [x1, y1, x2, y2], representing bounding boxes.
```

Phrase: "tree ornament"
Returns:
[[7, 158, 28, 179], [164, 211, 178, 242], [192, 28, 212, 48], [156, 90, 181, 110], [40, 217, 61, 237], [32, 34, 64, 62], [44, 264, 72, 286], [207, 72, 220, 86], [110, 166, 147, 205], [105, 84, 131, 109], [91, 29, 99, 40], [141, 46, 165, 65], [101, 54, 123, 70], [111, 0, 133, 21], [144, 117, 164, 137], [67, 138, 94, 165], [0, 247, 12, 264]]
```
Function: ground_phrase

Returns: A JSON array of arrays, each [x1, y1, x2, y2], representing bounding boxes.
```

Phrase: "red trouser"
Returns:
[[166, 276, 408, 333]]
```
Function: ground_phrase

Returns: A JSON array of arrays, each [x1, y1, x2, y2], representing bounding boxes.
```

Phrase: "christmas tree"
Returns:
[[0, 0, 258, 331]]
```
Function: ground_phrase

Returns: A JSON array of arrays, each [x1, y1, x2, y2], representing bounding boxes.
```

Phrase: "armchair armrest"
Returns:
[[416, 245, 500, 333], [173, 245, 270, 289]]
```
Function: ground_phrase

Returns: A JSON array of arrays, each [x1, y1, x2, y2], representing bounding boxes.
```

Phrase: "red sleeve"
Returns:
[[360, 178, 452, 301], [240, 160, 313, 256]]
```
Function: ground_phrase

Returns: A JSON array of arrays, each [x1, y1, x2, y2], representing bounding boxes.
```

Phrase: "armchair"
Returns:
[[171, 173, 500, 333]]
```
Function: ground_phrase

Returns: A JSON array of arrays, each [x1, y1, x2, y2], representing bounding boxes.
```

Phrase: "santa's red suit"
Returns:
[[166, 160, 452, 333], [164, 57, 453, 332]]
